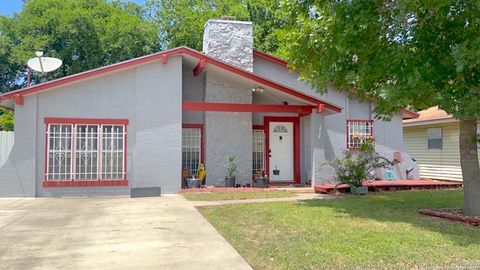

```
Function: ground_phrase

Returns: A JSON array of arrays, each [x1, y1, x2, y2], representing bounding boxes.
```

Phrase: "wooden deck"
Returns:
[[314, 180, 463, 194]]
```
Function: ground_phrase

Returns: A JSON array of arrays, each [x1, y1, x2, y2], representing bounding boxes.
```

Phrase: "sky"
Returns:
[[0, 0, 147, 17]]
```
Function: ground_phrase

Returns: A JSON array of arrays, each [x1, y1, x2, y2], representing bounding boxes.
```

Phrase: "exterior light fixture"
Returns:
[[252, 86, 264, 93]]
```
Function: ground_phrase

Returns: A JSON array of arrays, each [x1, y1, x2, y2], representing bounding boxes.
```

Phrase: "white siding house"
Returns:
[[403, 106, 480, 181]]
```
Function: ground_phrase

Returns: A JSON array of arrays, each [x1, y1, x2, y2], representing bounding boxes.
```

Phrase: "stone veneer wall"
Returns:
[[204, 72, 252, 186], [203, 19, 253, 72]]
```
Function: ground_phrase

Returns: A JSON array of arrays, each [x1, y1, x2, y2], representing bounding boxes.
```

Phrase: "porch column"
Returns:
[[204, 72, 252, 186], [310, 111, 326, 187]]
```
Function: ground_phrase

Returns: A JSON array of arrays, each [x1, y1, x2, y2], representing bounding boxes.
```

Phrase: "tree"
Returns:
[[0, 0, 161, 91], [0, 109, 14, 131], [279, 1, 479, 215], [146, 0, 283, 53]]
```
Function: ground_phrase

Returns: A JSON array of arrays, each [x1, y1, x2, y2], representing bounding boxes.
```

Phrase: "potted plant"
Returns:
[[224, 156, 237, 187], [324, 140, 397, 195], [254, 170, 269, 188]]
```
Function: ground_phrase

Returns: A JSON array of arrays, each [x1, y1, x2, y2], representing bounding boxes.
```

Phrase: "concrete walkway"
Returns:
[[189, 193, 335, 207], [0, 195, 252, 270]]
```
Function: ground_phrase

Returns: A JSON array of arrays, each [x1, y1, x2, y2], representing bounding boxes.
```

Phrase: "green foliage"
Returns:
[[146, 0, 283, 53], [224, 156, 237, 177], [324, 143, 397, 187], [0, 0, 161, 92], [278, 1, 479, 121], [0, 109, 14, 131]]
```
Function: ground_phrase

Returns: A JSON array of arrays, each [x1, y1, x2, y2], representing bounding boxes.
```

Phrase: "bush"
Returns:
[[324, 143, 397, 187]]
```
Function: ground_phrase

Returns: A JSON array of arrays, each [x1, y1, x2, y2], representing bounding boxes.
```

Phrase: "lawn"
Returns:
[[182, 190, 295, 201], [199, 190, 480, 270]]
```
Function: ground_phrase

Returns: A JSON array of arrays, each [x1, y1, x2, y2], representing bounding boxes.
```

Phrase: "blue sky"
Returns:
[[0, 0, 147, 17]]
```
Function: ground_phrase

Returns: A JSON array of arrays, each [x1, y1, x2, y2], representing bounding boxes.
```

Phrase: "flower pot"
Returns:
[[225, 176, 236, 187], [350, 185, 368, 195], [257, 177, 268, 188]]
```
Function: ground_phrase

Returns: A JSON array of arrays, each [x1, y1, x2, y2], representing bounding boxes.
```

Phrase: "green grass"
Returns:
[[199, 190, 480, 270], [182, 190, 296, 201]]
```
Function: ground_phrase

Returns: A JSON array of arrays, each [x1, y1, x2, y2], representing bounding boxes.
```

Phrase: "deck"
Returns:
[[314, 180, 463, 194]]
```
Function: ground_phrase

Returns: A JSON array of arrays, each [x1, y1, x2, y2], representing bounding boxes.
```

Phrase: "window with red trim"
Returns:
[[346, 120, 374, 149], [182, 127, 202, 176], [45, 122, 126, 182]]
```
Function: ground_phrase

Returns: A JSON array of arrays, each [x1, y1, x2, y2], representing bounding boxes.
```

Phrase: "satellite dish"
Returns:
[[27, 51, 62, 73]]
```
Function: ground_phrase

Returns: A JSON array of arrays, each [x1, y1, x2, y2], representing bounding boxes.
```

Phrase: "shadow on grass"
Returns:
[[296, 189, 480, 246]]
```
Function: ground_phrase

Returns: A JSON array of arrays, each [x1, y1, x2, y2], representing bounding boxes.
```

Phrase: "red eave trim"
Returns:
[[182, 102, 314, 114], [1, 47, 342, 113], [43, 180, 128, 187], [253, 50, 288, 68], [402, 109, 420, 119], [44, 117, 129, 125]]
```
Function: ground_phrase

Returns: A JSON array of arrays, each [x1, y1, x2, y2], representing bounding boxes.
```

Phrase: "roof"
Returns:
[[253, 50, 418, 119], [403, 106, 455, 126], [0, 46, 342, 113]]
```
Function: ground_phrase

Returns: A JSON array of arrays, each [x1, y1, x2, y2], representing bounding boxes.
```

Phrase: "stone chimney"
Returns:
[[203, 17, 253, 72]]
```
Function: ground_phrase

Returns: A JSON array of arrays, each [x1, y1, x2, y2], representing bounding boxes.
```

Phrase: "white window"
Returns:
[[47, 124, 73, 180], [346, 120, 373, 149], [46, 122, 126, 181], [253, 130, 265, 175], [427, 127, 443, 149], [101, 125, 125, 180], [182, 127, 202, 176]]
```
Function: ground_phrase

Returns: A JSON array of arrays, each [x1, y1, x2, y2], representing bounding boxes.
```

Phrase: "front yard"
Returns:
[[182, 189, 295, 201], [199, 190, 480, 270]]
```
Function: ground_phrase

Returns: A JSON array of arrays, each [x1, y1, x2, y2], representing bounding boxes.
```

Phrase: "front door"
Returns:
[[269, 122, 294, 181]]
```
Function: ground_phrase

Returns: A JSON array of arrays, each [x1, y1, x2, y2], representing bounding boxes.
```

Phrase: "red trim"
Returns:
[[1, 47, 342, 113], [317, 104, 325, 113], [44, 118, 129, 125], [14, 95, 23, 105], [183, 102, 314, 115], [43, 180, 128, 187], [43, 118, 128, 187], [193, 60, 206, 76], [182, 124, 205, 164], [253, 50, 288, 68], [161, 54, 168, 64], [264, 117, 301, 184], [402, 109, 420, 118]]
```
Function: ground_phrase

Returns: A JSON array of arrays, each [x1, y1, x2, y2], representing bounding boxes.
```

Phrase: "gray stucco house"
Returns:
[[0, 19, 419, 197]]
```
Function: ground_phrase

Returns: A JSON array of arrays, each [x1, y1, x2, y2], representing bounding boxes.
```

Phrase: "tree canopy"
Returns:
[[279, 0, 479, 215], [0, 0, 161, 92], [146, 0, 283, 53], [0, 109, 14, 131]]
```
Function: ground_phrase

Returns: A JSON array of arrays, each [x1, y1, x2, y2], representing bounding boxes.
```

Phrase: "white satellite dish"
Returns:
[[27, 51, 62, 73]]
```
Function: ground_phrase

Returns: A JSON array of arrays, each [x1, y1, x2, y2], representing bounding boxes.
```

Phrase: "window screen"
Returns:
[[427, 127, 443, 149]]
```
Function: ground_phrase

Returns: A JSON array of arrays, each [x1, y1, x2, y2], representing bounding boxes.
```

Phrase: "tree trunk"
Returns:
[[460, 119, 480, 216]]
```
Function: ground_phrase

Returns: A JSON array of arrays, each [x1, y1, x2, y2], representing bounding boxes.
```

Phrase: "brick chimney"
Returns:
[[202, 17, 253, 72]]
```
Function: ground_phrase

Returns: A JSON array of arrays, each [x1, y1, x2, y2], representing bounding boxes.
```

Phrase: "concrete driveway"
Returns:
[[0, 195, 252, 270]]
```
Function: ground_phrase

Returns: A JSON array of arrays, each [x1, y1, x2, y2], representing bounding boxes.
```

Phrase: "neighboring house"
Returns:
[[0, 18, 419, 197], [403, 106, 480, 181]]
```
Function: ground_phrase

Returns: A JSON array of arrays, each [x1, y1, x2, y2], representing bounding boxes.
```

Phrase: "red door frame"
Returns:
[[264, 117, 301, 184]]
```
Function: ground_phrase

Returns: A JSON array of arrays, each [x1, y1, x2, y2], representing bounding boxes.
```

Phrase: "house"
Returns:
[[403, 106, 480, 181], [0, 18, 419, 197]]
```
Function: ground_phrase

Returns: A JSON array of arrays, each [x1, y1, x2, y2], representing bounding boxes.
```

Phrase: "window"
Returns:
[[182, 127, 202, 176], [346, 120, 374, 149], [45, 119, 127, 184], [477, 127, 480, 149], [427, 127, 442, 149], [253, 129, 265, 175], [273, 125, 288, 133]]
